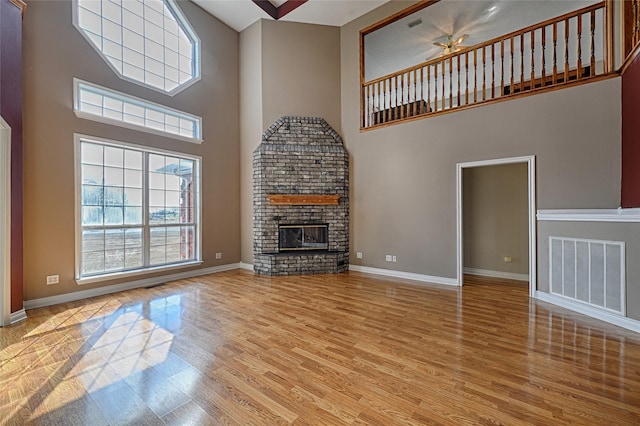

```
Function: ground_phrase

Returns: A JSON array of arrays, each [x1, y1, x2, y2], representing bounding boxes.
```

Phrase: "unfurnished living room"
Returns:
[[1, 0, 640, 424]]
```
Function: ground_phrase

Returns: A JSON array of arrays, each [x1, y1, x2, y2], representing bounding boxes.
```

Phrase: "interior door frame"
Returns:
[[456, 155, 536, 296]]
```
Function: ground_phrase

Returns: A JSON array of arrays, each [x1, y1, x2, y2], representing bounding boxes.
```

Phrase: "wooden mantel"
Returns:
[[268, 194, 340, 205]]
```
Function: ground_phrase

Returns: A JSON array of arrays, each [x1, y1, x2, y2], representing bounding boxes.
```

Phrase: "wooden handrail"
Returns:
[[361, 1, 609, 129]]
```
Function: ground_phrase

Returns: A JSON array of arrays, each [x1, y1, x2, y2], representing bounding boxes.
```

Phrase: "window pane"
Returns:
[[164, 207, 179, 224], [149, 207, 166, 224], [82, 206, 103, 226], [104, 206, 124, 225], [104, 187, 124, 206], [83, 229, 105, 252], [150, 245, 166, 266], [125, 206, 143, 225], [150, 227, 166, 246], [125, 150, 142, 169], [125, 248, 143, 269], [82, 185, 103, 206], [124, 187, 142, 206], [149, 172, 165, 190], [124, 169, 143, 188], [82, 164, 103, 185], [181, 226, 195, 260], [83, 251, 105, 275], [165, 244, 181, 263], [125, 228, 143, 247], [105, 228, 125, 249], [166, 226, 180, 245], [82, 143, 104, 165], [105, 249, 125, 271], [150, 226, 167, 265], [104, 166, 123, 186]]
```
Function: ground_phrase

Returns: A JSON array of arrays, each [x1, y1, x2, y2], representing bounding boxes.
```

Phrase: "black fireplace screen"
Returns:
[[279, 224, 328, 251]]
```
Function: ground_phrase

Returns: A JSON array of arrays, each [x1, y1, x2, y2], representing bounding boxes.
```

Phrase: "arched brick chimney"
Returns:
[[253, 116, 349, 275]]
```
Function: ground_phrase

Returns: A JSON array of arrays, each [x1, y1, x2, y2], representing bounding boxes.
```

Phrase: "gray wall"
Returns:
[[538, 221, 640, 320], [463, 163, 529, 276], [22, 0, 240, 300], [239, 21, 263, 266], [239, 19, 341, 264], [341, 2, 622, 279]]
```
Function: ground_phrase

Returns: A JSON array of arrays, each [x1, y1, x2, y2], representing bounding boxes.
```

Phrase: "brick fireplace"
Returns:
[[253, 116, 349, 275]]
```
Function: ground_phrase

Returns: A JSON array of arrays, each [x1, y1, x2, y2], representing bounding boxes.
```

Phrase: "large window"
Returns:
[[75, 135, 201, 283], [73, 0, 200, 94], [74, 79, 202, 143]]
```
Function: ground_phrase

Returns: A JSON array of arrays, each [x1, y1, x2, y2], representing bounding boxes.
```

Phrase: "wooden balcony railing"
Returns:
[[361, 2, 609, 129]]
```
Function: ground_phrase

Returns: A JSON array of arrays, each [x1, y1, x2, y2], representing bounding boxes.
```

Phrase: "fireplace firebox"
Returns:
[[279, 224, 328, 252]]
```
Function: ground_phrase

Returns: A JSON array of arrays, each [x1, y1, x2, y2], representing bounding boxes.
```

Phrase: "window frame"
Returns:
[[74, 133, 202, 285], [72, 0, 201, 95], [73, 78, 203, 144]]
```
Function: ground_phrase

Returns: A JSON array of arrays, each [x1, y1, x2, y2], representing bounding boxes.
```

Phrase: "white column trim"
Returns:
[[0, 116, 11, 327], [537, 208, 640, 222]]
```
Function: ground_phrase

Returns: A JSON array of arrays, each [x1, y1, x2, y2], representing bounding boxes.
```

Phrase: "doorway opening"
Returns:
[[456, 156, 536, 296]]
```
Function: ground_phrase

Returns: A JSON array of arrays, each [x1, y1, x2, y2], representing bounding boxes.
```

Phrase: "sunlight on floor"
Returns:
[[0, 295, 184, 423]]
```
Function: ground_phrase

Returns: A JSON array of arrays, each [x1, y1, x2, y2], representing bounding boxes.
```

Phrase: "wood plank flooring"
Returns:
[[1, 270, 640, 425]]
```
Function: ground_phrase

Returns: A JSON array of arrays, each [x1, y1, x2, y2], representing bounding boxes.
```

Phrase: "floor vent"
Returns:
[[549, 237, 625, 315]]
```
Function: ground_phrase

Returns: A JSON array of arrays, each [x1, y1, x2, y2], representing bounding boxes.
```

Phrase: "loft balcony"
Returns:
[[359, 0, 635, 130]]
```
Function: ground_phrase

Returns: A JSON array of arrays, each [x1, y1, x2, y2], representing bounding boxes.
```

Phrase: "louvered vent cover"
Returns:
[[549, 237, 625, 315]]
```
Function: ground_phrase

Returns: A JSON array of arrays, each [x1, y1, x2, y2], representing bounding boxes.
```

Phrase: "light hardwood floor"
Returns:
[[1, 270, 640, 425]]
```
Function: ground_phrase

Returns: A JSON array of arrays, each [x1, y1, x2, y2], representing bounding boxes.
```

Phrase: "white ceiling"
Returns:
[[190, 0, 391, 32], [189, 0, 603, 81]]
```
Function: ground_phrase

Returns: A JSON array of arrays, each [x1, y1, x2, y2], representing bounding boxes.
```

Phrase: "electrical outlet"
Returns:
[[46, 275, 59, 285], [392, 255, 397, 262], [356, 252, 363, 259], [215, 252, 222, 259], [385, 255, 392, 262], [504, 256, 512, 263]]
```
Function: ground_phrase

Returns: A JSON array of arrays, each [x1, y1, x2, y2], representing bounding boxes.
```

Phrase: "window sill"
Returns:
[[76, 260, 203, 286]]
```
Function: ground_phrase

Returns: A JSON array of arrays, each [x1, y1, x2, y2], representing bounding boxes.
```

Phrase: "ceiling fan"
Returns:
[[433, 34, 469, 56]]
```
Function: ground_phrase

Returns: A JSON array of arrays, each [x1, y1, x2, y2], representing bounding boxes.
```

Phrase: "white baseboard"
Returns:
[[24, 263, 242, 310], [238, 262, 254, 271], [464, 267, 529, 282], [348, 264, 458, 286], [9, 308, 26, 324], [536, 291, 640, 334]]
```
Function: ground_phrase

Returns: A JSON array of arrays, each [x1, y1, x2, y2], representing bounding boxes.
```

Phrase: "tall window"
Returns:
[[73, 0, 200, 94], [76, 135, 201, 282]]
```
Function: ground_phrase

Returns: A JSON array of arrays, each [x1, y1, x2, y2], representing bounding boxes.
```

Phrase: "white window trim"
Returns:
[[74, 133, 203, 285], [74, 78, 203, 144], [71, 0, 201, 96]]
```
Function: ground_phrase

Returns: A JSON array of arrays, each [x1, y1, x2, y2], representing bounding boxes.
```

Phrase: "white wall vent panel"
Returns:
[[549, 237, 625, 316]]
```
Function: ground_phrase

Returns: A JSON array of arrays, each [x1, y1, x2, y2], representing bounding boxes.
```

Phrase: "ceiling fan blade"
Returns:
[[454, 34, 469, 45], [433, 41, 448, 48]]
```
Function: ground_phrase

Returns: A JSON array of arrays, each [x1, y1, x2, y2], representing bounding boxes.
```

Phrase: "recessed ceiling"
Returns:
[[191, 0, 391, 32]]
